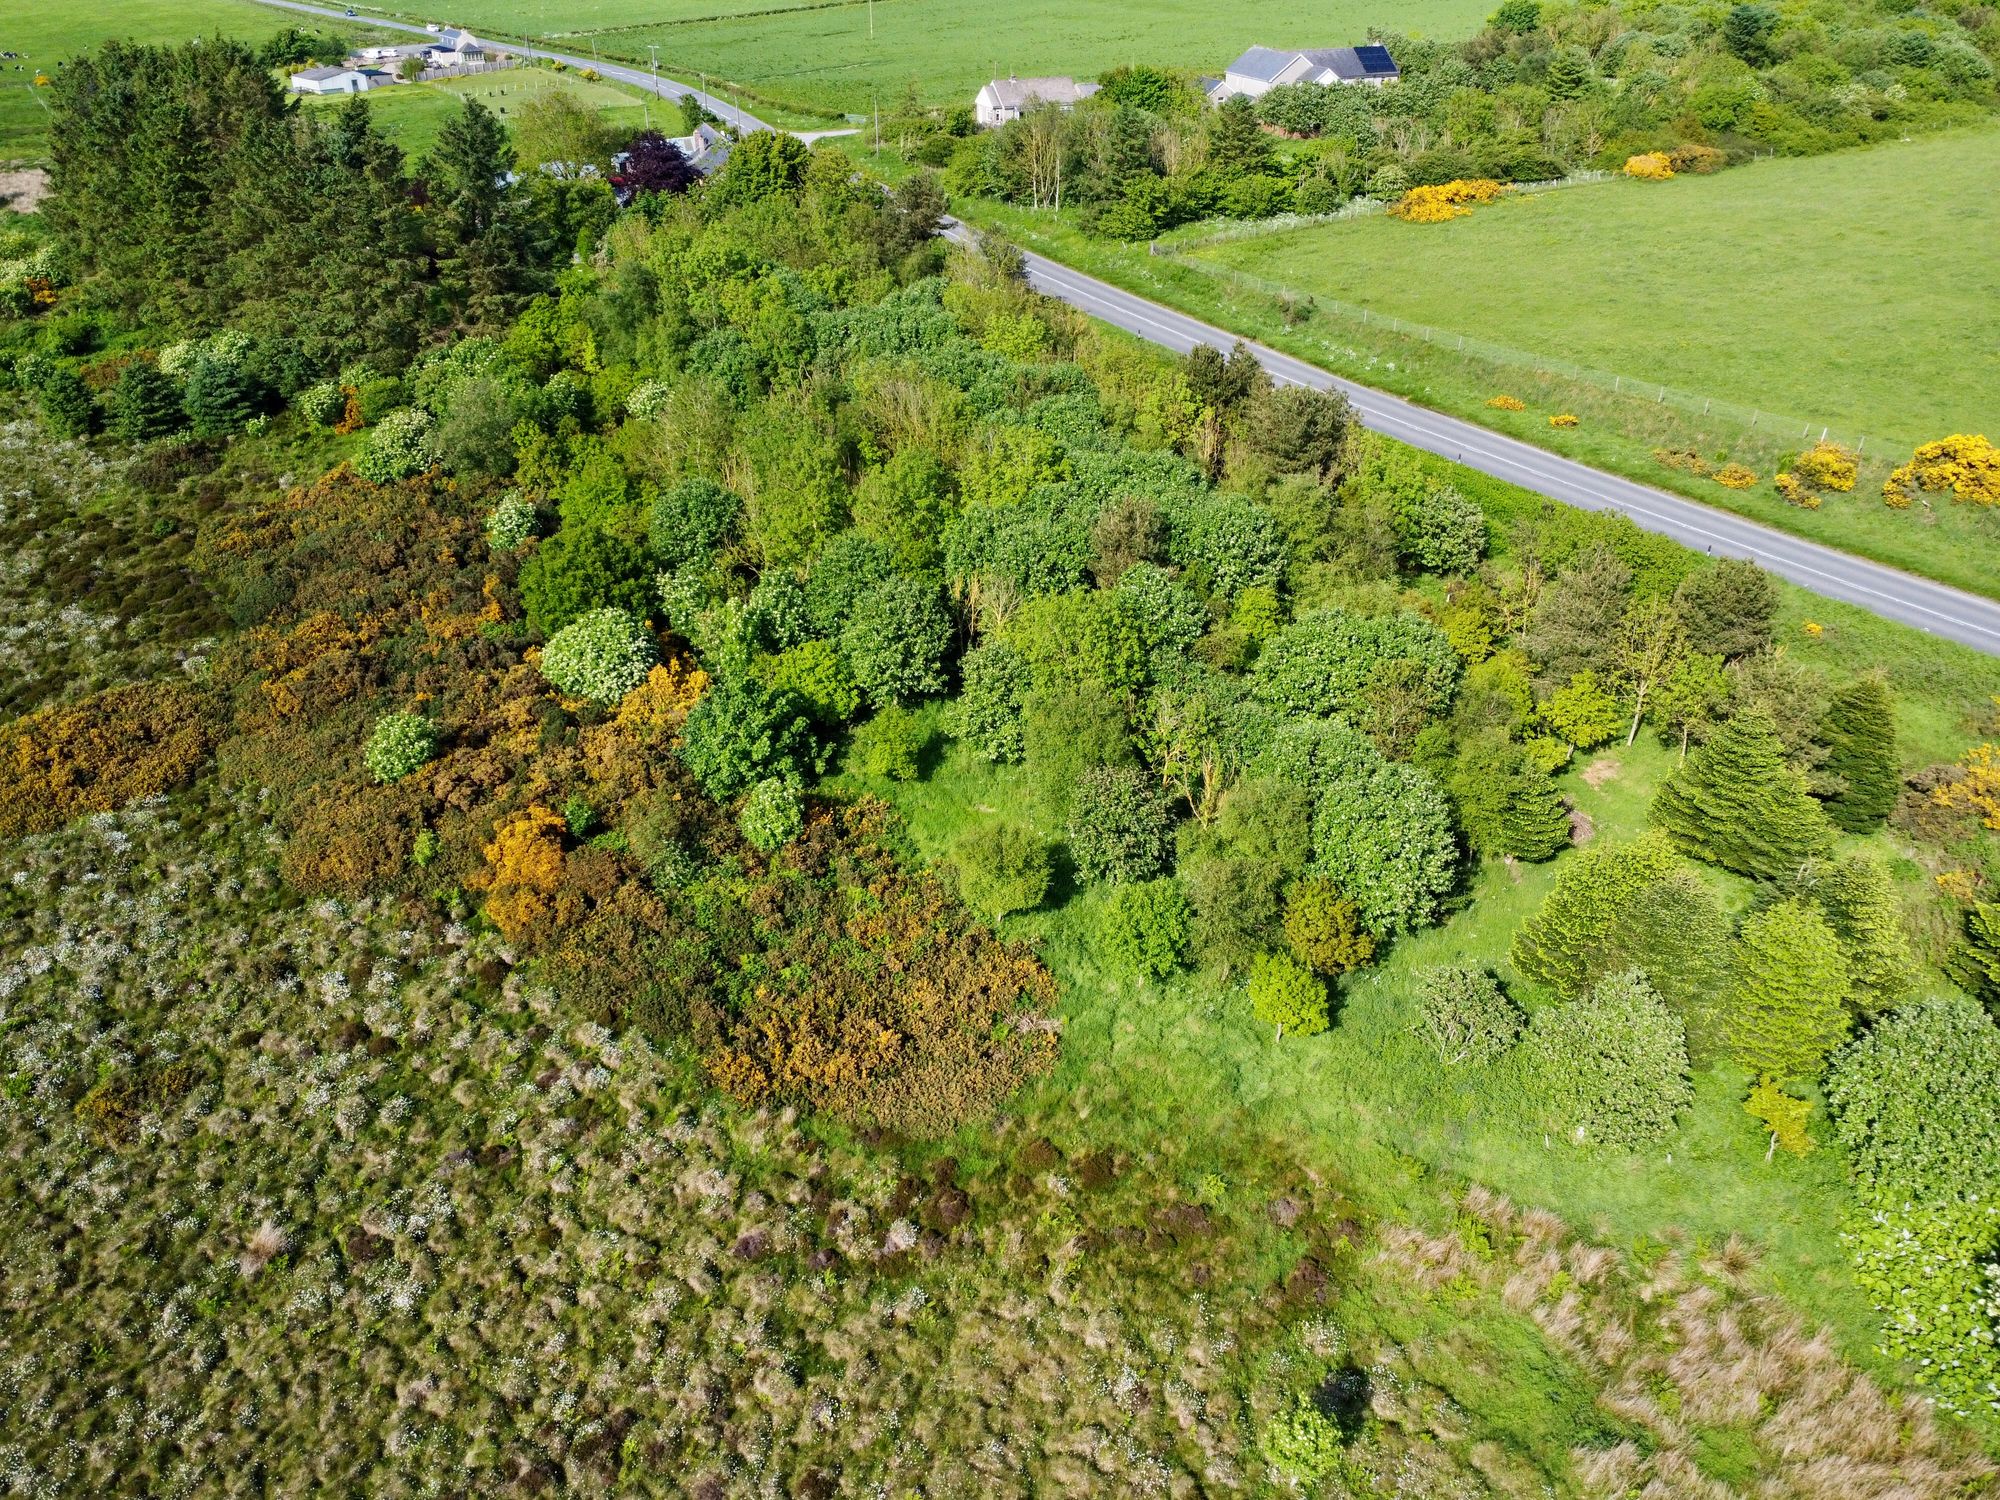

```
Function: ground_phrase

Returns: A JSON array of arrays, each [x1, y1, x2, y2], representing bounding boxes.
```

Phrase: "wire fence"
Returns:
[[1150, 250, 1919, 468]]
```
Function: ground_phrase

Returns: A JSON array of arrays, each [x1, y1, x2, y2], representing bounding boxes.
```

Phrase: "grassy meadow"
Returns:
[[339, 0, 1496, 117], [300, 66, 654, 159], [1188, 126, 2000, 448], [0, 0, 400, 161]]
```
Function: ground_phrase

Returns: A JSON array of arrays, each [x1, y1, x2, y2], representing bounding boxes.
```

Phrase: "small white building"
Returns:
[[428, 29, 486, 66], [974, 76, 1100, 128], [1208, 45, 1399, 104], [291, 65, 382, 95]]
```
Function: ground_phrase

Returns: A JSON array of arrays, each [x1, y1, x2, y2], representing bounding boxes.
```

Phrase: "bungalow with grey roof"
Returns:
[[291, 65, 384, 94], [974, 76, 1101, 128], [1208, 45, 1399, 103]]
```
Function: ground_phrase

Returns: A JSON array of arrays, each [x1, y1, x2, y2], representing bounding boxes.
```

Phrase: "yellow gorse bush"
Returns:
[[615, 657, 711, 738], [1390, 179, 1506, 223], [1712, 463, 1758, 490], [1774, 472, 1821, 509], [1791, 440, 1858, 493], [1882, 433, 2000, 509], [1548, 413, 1579, 428], [1934, 742, 2000, 830], [1487, 394, 1526, 411], [1623, 152, 1674, 180]]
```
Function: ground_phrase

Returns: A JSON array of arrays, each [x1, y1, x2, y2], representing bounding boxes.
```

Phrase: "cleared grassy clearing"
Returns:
[[1188, 127, 2000, 447]]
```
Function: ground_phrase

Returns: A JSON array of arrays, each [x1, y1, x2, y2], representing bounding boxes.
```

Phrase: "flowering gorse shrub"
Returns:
[[1389, 179, 1506, 222], [1548, 413, 1579, 428], [537, 608, 658, 703], [1712, 463, 1758, 490], [1622, 151, 1674, 179], [362, 712, 437, 783], [1791, 440, 1858, 492], [1486, 394, 1526, 411], [1882, 434, 2000, 509]]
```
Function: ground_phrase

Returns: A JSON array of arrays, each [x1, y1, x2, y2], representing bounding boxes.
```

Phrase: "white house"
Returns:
[[291, 65, 382, 95], [1207, 45, 1399, 103], [427, 29, 486, 67], [974, 76, 1100, 128]]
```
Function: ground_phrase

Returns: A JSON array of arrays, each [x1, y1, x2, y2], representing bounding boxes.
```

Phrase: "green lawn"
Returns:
[[0, 0, 396, 161], [1190, 127, 2000, 448], [340, 0, 1495, 117], [301, 67, 653, 160]]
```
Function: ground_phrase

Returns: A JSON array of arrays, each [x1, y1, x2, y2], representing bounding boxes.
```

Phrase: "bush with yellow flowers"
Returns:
[[1791, 440, 1858, 493], [1487, 394, 1526, 411], [1548, 413, 1579, 428], [1668, 143, 1728, 174], [1622, 152, 1673, 180], [1774, 440, 1856, 509], [1713, 463, 1758, 490], [1774, 472, 1821, 509], [1653, 447, 1712, 477], [1390, 179, 1506, 223], [1883, 434, 2000, 509]]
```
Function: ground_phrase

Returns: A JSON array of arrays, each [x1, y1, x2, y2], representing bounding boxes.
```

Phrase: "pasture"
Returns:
[[342, 0, 1497, 117], [300, 66, 653, 160], [1189, 126, 2000, 447]]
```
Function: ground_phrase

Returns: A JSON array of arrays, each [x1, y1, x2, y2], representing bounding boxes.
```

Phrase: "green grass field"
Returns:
[[0, 0, 400, 161], [343, 0, 1495, 117], [1190, 127, 2000, 447], [300, 67, 653, 159]]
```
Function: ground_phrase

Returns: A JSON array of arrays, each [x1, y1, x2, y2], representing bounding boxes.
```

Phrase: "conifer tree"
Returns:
[[423, 98, 542, 328], [1794, 853, 1914, 1015], [1650, 706, 1834, 878], [1818, 674, 1898, 832], [1725, 898, 1852, 1082], [1511, 834, 1729, 1061], [108, 361, 184, 443]]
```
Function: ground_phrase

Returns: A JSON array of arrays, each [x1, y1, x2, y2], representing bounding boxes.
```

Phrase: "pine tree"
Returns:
[[423, 98, 541, 328], [1726, 898, 1852, 1082], [1206, 94, 1273, 176], [108, 361, 184, 442], [1818, 674, 1898, 832], [1650, 706, 1834, 878], [1795, 853, 1914, 1015]]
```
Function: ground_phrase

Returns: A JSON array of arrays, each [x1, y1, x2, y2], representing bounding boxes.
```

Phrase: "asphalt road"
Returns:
[[253, 0, 774, 132], [942, 221, 2000, 657]]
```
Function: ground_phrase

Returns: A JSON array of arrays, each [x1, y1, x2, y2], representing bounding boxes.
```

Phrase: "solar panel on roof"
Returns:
[[1354, 44, 1396, 73]]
